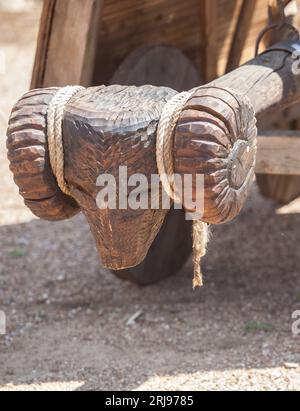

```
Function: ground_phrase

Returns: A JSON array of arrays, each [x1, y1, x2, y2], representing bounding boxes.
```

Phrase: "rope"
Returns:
[[47, 86, 85, 196], [157, 91, 210, 288]]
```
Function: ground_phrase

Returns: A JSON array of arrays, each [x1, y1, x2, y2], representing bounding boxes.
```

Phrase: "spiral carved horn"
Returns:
[[7, 88, 80, 221], [174, 86, 257, 224]]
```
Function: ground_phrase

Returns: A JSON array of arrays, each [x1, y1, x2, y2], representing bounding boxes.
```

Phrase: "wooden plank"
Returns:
[[226, 0, 257, 73], [256, 132, 300, 175], [217, 0, 268, 75], [31, 0, 104, 88], [31, 0, 56, 89], [199, 0, 218, 82], [255, 1, 300, 203], [92, 0, 270, 85]]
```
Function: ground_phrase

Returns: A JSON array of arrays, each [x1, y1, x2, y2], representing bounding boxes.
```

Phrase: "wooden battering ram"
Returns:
[[6, 0, 300, 285]]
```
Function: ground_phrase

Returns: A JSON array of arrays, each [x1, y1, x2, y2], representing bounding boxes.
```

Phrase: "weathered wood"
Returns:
[[226, 0, 258, 73], [175, 43, 300, 224], [32, 0, 273, 88], [199, 0, 218, 82], [174, 86, 257, 224], [31, 0, 56, 89], [213, 48, 300, 117], [7, 88, 80, 221], [255, 1, 300, 204], [256, 130, 300, 203], [256, 174, 300, 203], [31, 0, 104, 88], [256, 132, 300, 175], [93, 0, 210, 85], [174, 45, 300, 221], [216, 0, 271, 74]]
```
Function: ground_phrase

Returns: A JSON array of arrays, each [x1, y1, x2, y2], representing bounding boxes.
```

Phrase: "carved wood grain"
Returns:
[[7, 88, 80, 220], [63, 85, 176, 269], [174, 86, 257, 224]]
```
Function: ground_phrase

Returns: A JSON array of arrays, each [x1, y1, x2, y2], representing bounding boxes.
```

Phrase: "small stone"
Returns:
[[284, 362, 299, 369], [126, 310, 143, 326], [37, 293, 49, 304]]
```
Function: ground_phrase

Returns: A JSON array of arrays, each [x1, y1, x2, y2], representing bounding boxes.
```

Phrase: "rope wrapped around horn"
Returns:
[[7, 88, 81, 221], [174, 86, 257, 225]]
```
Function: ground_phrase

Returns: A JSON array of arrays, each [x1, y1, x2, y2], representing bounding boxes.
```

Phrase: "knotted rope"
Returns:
[[156, 90, 209, 288], [47, 86, 84, 196]]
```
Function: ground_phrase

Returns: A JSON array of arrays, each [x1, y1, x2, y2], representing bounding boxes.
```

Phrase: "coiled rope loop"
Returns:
[[47, 86, 85, 196]]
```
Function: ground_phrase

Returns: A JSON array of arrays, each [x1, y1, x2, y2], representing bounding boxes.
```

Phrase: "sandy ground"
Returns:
[[1, 2, 300, 392]]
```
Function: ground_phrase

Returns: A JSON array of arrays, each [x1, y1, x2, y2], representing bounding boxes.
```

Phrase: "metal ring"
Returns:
[[255, 23, 300, 57]]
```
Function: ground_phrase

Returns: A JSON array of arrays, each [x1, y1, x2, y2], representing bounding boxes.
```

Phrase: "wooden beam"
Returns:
[[256, 132, 300, 175], [31, 0, 104, 89], [213, 47, 300, 117], [175, 45, 300, 222], [199, 0, 218, 82], [226, 0, 257, 73]]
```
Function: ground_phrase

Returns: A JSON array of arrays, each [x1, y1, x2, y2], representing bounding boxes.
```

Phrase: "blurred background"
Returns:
[[0, 0, 300, 391]]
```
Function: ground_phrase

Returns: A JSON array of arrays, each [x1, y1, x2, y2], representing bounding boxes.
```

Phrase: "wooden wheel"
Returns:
[[256, 132, 300, 204], [256, 175, 300, 204], [114, 207, 192, 286], [256, 129, 300, 206], [110, 45, 200, 285], [110, 45, 200, 91]]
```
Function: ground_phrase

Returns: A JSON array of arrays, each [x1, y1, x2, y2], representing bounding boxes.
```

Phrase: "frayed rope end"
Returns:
[[192, 220, 209, 289], [193, 265, 203, 289]]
